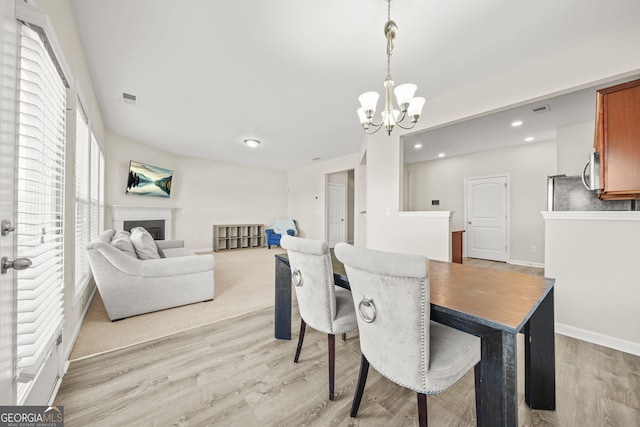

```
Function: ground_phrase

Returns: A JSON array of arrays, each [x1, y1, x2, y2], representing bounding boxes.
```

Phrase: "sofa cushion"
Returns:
[[130, 227, 161, 260], [110, 230, 137, 258]]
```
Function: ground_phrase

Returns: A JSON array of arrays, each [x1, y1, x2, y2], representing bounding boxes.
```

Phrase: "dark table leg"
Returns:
[[274, 257, 292, 340], [477, 330, 518, 427], [524, 288, 556, 410]]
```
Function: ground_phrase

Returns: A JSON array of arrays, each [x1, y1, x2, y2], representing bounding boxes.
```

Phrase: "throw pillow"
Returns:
[[130, 227, 160, 260], [110, 230, 137, 258]]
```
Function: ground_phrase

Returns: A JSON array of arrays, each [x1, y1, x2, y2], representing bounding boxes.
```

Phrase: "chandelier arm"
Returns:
[[395, 120, 418, 130], [368, 117, 384, 128], [365, 124, 383, 134]]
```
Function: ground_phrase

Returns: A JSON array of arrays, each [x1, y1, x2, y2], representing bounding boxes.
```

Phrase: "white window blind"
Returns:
[[74, 102, 89, 292], [16, 24, 66, 394], [90, 132, 100, 241], [74, 105, 104, 296]]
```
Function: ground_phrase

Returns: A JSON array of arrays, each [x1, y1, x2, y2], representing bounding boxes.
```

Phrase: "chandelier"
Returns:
[[357, 0, 425, 135]]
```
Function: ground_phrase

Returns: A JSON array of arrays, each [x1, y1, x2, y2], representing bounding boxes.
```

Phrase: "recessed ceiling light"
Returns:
[[414, 143, 423, 149], [511, 120, 523, 127], [438, 153, 445, 158], [244, 139, 261, 148], [525, 136, 535, 142]]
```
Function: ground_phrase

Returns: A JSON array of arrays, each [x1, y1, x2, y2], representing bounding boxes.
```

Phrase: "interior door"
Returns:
[[465, 175, 508, 262], [327, 183, 346, 247], [0, 0, 18, 403]]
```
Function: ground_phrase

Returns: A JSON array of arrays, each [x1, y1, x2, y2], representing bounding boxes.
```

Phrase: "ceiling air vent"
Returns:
[[532, 104, 551, 114], [122, 92, 138, 105]]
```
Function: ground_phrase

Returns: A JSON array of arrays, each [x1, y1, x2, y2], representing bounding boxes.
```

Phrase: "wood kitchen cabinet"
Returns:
[[594, 78, 640, 200]]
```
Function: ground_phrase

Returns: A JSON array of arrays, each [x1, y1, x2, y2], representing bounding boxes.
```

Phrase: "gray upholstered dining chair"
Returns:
[[280, 235, 358, 401], [334, 242, 482, 426]]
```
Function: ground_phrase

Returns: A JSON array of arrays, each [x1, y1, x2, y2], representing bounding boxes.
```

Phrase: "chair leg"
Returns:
[[417, 393, 428, 427], [294, 319, 306, 363], [474, 362, 483, 423], [328, 334, 335, 401], [342, 333, 347, 341], [350, 354, 370, 417]]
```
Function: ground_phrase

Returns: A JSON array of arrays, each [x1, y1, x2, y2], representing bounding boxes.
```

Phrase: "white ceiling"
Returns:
[[69, 0, 640, 171], [402, 75, 640, 164]]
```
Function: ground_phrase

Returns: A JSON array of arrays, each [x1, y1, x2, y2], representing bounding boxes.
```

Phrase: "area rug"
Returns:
[[69, 247, 286, 360]]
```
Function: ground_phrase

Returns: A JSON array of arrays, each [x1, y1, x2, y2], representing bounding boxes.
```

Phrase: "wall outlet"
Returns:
[[530, 246, 537, 253]]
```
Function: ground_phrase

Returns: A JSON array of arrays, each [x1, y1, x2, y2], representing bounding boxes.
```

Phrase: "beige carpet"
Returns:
[[69, 247, 286, 361]]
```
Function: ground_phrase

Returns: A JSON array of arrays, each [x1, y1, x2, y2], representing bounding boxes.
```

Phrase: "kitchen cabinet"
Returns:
[[594, 78, 640, 200]]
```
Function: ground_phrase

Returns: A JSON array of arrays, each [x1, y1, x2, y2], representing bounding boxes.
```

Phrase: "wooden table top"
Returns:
[[428, 260, 554, 332], [276, 253, 554, 333]]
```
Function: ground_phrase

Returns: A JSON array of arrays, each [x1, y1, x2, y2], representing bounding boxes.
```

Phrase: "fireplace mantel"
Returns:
[[110, 205, 176, 239]]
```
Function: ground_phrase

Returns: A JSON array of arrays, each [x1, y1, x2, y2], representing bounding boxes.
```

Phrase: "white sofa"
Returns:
[[87, 229, 215, 321]]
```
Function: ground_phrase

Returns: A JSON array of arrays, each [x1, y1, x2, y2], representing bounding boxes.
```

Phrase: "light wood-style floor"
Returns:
[[55, 260, 640, 426]]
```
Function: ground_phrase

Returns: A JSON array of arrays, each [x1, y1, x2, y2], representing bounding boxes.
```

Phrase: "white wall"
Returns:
[[556, 121, 595, 175], [405, 140, 556, 265], [544, 213, 640, 355], [106, 132, 288, 250], [286, 153, 359, 240]]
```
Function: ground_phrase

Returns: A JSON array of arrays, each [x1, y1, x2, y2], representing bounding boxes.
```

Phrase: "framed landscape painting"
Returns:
[[126, 160, 173, 198]]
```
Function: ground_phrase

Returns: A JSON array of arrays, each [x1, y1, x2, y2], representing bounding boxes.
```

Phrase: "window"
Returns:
[[74, 100, 104, 296], [15, 23, 66, 401]]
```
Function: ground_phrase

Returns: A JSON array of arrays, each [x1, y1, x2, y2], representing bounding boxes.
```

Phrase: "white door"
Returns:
[[465, 175, 508, 262], [327, 183, 346, 247], [1, 15, 67, 405], [0, 0, 18, 403]]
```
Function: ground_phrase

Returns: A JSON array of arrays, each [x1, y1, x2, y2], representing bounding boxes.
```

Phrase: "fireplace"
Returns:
[[110, 206, 175, 240], [123, 220, 165, 240]]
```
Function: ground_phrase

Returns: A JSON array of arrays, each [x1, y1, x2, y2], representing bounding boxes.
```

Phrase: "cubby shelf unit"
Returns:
[[213, 224, 264, 252]]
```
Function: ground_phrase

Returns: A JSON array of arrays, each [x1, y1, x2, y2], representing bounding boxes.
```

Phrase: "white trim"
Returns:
[[399, 210, 454, 218], [509, 259, 545, 269], [555, 322, 640, 356], [15, 1, 72, 86], [542, 211, 640, 221], [64, 287, 96, 366]]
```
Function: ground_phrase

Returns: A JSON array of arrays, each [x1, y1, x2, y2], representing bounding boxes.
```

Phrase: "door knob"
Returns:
[[1, 219, 15, 236], [1, 257, 32, 274], [468, 221, 472, 224]]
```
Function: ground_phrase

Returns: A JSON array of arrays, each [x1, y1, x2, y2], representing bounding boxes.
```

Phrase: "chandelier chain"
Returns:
[[386, 0, 393, 80]]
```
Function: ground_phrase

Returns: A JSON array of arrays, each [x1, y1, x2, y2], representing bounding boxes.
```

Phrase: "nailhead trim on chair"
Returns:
[[419, 278, 428, 392], [323, 255, 336, 333]]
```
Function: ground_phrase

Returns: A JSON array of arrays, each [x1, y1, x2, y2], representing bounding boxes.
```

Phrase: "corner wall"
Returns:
[[105, 132, 288, 251]]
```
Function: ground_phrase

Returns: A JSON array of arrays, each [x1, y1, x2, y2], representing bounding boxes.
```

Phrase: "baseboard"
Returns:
[[555, 322, 640, 356], [64, 286, 97, 367], [509, 259, 545, 269]]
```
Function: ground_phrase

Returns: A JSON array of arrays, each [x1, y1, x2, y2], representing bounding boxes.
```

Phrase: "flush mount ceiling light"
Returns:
[[244, 139, 261, 148], [525, 136, 535, 142], [357, 0, 425, 135], [511, 120, 523, 127], [414, 143, 423, 149]]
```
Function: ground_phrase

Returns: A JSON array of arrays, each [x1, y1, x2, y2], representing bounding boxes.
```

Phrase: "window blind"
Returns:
[[16, 24, 66, 393], [74, 104, 104, 296], [74, 101, 89, 291]]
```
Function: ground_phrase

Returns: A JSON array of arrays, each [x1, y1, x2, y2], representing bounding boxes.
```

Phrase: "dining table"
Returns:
[[273, 251, 556, 427]]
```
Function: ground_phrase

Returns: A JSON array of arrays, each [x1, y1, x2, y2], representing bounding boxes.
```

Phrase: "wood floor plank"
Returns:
[[55, 262, 640, 426]]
